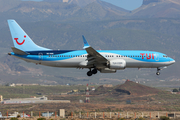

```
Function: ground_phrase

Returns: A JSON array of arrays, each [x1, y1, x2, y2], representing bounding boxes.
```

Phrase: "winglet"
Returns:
[[82, 35, 90, 49]]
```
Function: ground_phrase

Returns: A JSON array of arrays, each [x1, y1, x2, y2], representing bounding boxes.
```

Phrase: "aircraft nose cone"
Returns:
[[169, 58, 175, 64], [172, 60, 175, 64]]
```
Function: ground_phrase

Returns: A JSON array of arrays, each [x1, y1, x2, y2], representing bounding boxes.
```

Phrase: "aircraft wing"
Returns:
[[82, 36, 108, 66]]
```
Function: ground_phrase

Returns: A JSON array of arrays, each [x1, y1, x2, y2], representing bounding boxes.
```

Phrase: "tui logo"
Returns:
[[14, 35, 26, 45]]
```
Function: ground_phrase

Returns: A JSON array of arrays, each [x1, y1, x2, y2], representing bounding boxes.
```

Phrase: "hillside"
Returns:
[[114, 81, 161, 96], [93, 80, 161, 96], [0, 0, 179, 29], [131, 0, 180, 18], [0, 0, 128, 29], [143, 0, 162, 5], [44, 0, 97, 7], [0, 84, 180, 114], [0, 0, 21, 12]]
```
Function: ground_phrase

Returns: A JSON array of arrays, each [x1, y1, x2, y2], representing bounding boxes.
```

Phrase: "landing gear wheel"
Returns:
[[156, 72, 160, 75], [92, 69, 97, 74], [156, 68, 161, 75], [87, 71, 92, 76]]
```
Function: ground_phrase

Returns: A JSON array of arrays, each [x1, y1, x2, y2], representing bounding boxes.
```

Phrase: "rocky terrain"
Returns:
[[0, 81, 179, 114]]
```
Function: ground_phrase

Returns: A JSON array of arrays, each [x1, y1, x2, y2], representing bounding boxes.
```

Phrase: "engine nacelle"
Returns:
[[100, 68, 116, 73], [109, 59, 126, 69]]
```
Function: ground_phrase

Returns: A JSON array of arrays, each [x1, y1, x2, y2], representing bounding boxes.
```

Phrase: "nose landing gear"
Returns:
[[156, 68, 161, 75]]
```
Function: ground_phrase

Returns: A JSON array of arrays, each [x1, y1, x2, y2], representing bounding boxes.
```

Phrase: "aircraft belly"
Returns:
[[126, 59, 168, 68], [13, 55, 85, 68], [43, 58, 84, 67]]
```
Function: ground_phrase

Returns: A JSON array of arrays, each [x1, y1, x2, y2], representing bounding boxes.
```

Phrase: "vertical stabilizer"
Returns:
[[7, 19, 50, 51]]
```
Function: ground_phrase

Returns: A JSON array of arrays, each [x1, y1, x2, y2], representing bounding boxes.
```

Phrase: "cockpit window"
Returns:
[[163, 55, 168, 58]]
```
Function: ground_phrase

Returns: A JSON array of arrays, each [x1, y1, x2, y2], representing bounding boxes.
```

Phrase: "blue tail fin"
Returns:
[[7, 19, 50, 51]]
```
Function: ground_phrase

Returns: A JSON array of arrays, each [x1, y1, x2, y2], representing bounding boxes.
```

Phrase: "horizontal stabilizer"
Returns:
[[11, 47, 28, 55]]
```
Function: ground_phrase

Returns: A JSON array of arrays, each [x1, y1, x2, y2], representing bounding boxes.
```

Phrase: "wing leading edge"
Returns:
[[82, 35, 108, 66]]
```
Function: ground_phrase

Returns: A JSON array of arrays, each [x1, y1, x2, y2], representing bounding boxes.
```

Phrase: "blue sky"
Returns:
[[101, 0, 143, 11]]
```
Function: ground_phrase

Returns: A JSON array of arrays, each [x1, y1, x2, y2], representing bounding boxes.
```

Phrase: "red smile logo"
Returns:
[[14, 35, 26, 45]]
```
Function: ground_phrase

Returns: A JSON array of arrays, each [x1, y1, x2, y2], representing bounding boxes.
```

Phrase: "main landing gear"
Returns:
[[87, 68, 98, 76], [156, 68, 161, 75]]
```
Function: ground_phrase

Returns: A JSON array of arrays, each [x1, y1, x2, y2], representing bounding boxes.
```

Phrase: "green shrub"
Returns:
[[37, 118, 46, 120], [118, 118, 126, 120], [172, 89, 179, 92], [136, 117, 145, 120], [10, 118, 18, 120], [160, 116, 170, 120], [17, 114, 20, 118]]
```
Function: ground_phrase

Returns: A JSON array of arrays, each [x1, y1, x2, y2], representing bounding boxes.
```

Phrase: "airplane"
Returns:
[[7, 19, 175, 76]]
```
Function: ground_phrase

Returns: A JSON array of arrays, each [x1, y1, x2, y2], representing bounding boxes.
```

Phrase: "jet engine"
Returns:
[[100, 68, 116, 73], [108, 59, 126, 69]]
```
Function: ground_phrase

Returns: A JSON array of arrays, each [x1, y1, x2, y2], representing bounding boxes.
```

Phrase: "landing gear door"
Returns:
[[38, 53, 43, 61], [154, 54, 159, 61]]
